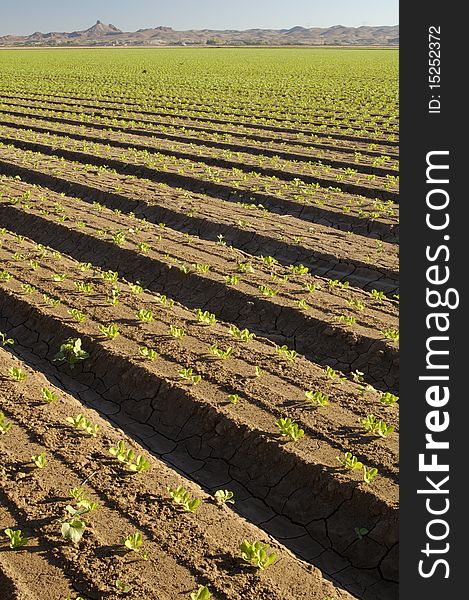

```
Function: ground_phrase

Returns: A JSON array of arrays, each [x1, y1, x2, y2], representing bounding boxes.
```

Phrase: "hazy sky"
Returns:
[[0, 0, 398, 36]]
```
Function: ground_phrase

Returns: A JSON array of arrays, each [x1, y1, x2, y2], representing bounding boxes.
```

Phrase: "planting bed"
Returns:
[[0, 48, 398, 600]]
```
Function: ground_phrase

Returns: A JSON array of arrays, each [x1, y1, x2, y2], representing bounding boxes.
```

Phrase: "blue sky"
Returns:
[[1, 0, 398, 37]]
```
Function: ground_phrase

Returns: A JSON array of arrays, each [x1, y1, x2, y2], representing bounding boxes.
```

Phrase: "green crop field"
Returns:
[[0, 48, 399, 600]]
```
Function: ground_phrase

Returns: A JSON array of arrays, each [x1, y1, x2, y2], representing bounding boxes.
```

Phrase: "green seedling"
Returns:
[[168, 485, 200, 512], [66, 414, 100, 437], [31, 451, 47, 468], [229, 325, 254, 342], [0, 332, 14, 346], [107, 287, 120, 306], [214, 490, 235, 505], [155, 293, 174, 307], [228, 393, 239, 405], [380, 392, 399, 406], [240, 540, 277, 569], [21, 284, 36, 294], [4, 528, 28, 549], [363, 466, 378, 484], [296, 299, 310, 311], [116, 579, 132, 594], [347, 299, 365, 310], [179, 264, 193, 274], [260, 255, 278, 266], [67, 308, 86, 323], [325, 366, 337, 380], [237, 262, 254, 273], [336, 314, 356, 326], [276, 418, 304, 442], [303, 282, 319, 293], [0, 270, 13, 281], [195, 309, 217, 325], [305, 390, 329, 406], [51, 273, 67, 282], [254, 366, 265, 378], [0, 412, 12, 434], [101, 270, 118, 283], [69, 487, 87, 503], [355, 527, 369, 540], [61, 517, 86, 544], [275, 344, 298, 362], [351, 370, 365, 384], [370, 289, 385, 301], [139, 346, 158, 361], [53, 338, 89, 367], [225, 274, 240, 285], [137, 242, 150, 254], [170, 325, 185, 339], [128, 281, 143, 294], [7, 366, 27, 382], [194, 263, 210, 273], [361, 415, 394, 437], [65, 499, 98, 517], [79, 262, 92, 271], [381, 328, 399, 341], [337, 452, 363, 471], [270, 272, 289, 284], [209, 344, 233, 359], [98, 323, 120, 340], [122, 532, 144, 553], [179, 368, 201, 385], [29, 260, 39, 271], [112, 230, 126, 245], [289, 264, 309, 275], [41, 387, 57, 403], [258, 285, 278, 297], [43, 293, 61, 306], [190, 586, 211, 600], [136, 309, 153, 323], [109, 441, 151, 472], [75, 281, 93, 294]]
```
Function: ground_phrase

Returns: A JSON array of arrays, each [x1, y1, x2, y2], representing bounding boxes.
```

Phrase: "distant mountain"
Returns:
[[0, 21, 399, 47]]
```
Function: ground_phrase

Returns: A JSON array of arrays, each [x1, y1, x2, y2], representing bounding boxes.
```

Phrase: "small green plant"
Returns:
[[240, 540, 276, 569], [137, 241, 150, 254], [363, 466, 378, 484], [370, 289, 385, 301], [4, 528, 28, 549], [325, 366, 337, 380], [107, 287, 121, 306], [136, 308, 153, 323], [128, 281, 143, 294], [228, 393, 239, 405], [0, 270, 13, 281], [66, 414, 100, 437], [380, 392, 399, 406], [361, 415, 394, 437], [355, 527, 369, 540], [170, 325, 185, 339], [168, 485, 200, 512], [122, 532, 144, 553], [303, 282, 319, 293], [67, 308, 87, 323], [139, 346, 158, 361], [381, 328, 399, 341], [0, 411, 12, 434], [258, 285, 278, 297], [275, 344, 298, 362], [214, 490, 235, 505], [296, 299, 310, 311], [209, 344, 233, 360], [31, 451, 47, 468], [109, 441, 151, 472], [289, 264, 309, 275], [260, 255, 278, 266], [53, 338, 89, 367], [237, 261, 254, 273], [195, 309, 217, 325], [336, 314, 356, 326], [101, 270, 118, 283], [347, 298, 365, 311], [112, 230, 126, 245], [75, 281, 93, 294], [275, 418, 304, 442], [225, 274, 240, 285], [7, 366, 27, 382], [0, 332, 14, 347], [229, 325, 254, 341], [179, 368, 201, 385], [41, 387, 57, 403], [254, 366, 265, 378], [115, 579, 132, 594], [21, 284, 36, 294], [305, 390, 329, 406], [98, 323, 120, 340], [337, 452, 363, 471], [61, 517, 86, 544], [43, 293, 61, 306], [190, 586, 211, 600]]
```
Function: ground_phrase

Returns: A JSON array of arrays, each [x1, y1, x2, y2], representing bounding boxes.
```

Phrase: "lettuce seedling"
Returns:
[[190, 586, 211, 600], [101, 270, 118, 283], [305, 390, 329, 406], [254, 366, 265, 378], [115, 579, 132, 594], [66, 414, 100, 437], [237, 262, 254, 273], [381, 328, 399, 341], [240, 540, 276, 569], [214, 490, 235, 505], [128, 282, 143, 294], [7, 367, 27, 381], [275, 418, 304, 442], [225, 274, 240, 285], [122, 532, 147, 558], [380, 392, 399, 406], [21, 284, 36, 294], [0, 270, 13, 281], [0, 331, 14, 346], [4, 528, 28, 549], [109, 441, 150, 472], [168, 485, 200, 512], [209, 344, 233, 359], [67, 308, 87, 323], [289, 264, 309, 275], [0, 411, 12, 434], [53, 338, 89, 367], [228, 394, 239, 405], [31, 452, 47, 468], [137, 242, 150, 254], [370, 289, 385, 301], [98, 323, 120, 340], [155, 294, 174, 307], [170, 325, 185, 339], [258, 285, 278, 297], [361, 415, 394, 437], [275, 344, 298, 362], [139, 346, 158, 361], [363, 466, 378, 484], [178, 368, 201, 385], [229, 325, 254, 342], [296, 299, 310, 311], [75, 281, 93, 294], [61, 517, 86, 544], [41, 387, 57, 403], [136, 309, 153, 323], [337, 452, 363, 471], [195, 309, 217, 325]]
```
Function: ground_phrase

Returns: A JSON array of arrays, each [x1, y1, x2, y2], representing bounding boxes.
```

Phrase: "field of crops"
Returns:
[[0, 48, 398, 600]]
